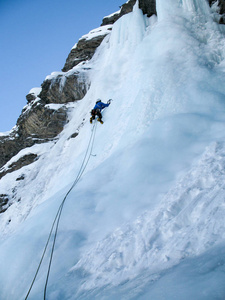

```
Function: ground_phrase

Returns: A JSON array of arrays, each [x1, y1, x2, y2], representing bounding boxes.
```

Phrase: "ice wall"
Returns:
[[156, 0, 211, 20], [181, 0, 211, 15]]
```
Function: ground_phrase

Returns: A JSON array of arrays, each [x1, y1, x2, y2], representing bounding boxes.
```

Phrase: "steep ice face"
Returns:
[[156, 0, 211, 21], [181, 0, 211, 15]]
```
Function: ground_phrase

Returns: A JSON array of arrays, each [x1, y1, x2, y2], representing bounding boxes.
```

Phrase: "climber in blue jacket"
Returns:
[[90, 99, 111, 124]]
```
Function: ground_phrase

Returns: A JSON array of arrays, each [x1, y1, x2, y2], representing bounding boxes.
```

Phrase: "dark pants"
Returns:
[[91, 109, 102, 120]]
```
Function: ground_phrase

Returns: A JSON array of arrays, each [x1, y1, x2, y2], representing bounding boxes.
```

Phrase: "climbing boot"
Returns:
[[97, 118, 103, 124], [90, 117, 93, 124]]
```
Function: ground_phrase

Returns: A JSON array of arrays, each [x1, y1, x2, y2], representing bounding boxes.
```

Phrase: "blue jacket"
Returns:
[[94, 101, 109, 111]]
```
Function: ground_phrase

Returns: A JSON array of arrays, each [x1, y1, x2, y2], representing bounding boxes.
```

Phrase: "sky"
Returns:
[[0, 0, 125, 132]]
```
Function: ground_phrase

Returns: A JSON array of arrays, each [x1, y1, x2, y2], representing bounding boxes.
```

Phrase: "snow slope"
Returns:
[[1, 0, 225, 299]]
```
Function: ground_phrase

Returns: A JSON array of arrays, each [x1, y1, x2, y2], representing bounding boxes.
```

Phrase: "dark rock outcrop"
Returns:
[[62, 34, 110, 72], [16, 174, 25, 181], [70, 132, 79, 139], [17, 102, 67, 140], [0, 194, 9, 213], [26, 92, 37, 103], [0, 154, 38, 180], [39, 71, 89, 103], [139, 0, 156, 17], [0, 102, 68, 170]]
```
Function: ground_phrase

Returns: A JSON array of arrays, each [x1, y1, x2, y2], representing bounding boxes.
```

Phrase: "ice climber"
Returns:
[[90, 99, 111, 124]]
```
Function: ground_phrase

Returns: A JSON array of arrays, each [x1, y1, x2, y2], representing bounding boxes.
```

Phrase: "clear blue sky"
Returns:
[[0, 0, 124, 132]]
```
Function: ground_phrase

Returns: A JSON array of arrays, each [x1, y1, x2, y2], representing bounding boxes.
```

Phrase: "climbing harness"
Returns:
[[24, 121, 98, 300]]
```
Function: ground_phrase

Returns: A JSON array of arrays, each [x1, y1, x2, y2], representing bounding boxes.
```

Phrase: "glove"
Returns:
[[107, 99, 112, 104]]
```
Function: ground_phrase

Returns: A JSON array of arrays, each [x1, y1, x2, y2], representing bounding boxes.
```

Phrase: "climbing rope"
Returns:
[[25, 121, 98, 300]]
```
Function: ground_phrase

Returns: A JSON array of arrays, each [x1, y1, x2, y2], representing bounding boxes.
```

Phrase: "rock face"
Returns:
[[17, 102, 68, 140], [39, 71, 89, 103], [0, 64, 90, 171], [139, 0, 156, 16], [62, 34, 109, 72], [0, 101, 68, 170]]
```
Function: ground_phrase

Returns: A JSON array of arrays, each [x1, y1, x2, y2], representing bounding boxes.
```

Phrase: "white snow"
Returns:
[[103, 9, 121, 20], [81, 25, 113, 41], [0, 131, 10, 136], [45, 103, 65, 110], [0, 125, 19, 137], [45, 71, 64, 80], [1, 0, 225, 299], [28, 87, 42, 97], [71, 25, 113, 50]]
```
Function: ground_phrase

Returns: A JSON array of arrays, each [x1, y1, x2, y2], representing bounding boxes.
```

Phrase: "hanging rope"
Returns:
[[25, 121, 98, 300]]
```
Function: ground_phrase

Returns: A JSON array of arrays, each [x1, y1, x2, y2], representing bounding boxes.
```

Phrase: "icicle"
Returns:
[[181, 0, 211, 16], [156, 0, 211, 21], [156, 0, 179, 21]]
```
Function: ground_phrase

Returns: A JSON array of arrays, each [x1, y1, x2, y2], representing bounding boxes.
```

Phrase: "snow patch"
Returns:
[[77, 25, 112, 43]]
